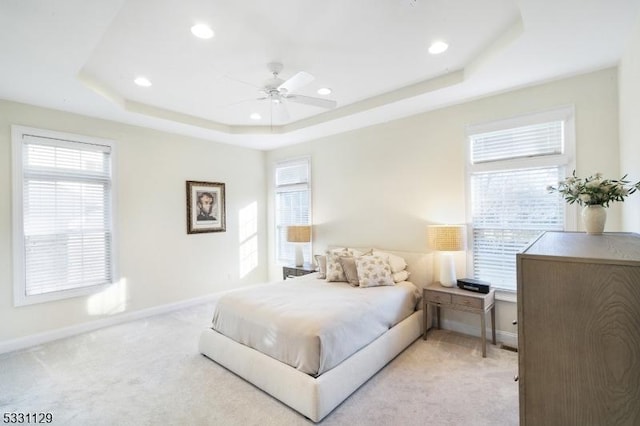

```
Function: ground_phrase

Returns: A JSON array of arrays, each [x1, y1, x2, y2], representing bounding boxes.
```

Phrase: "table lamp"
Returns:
[[287, 225, 311, 267], [428, 225, 466, 287]]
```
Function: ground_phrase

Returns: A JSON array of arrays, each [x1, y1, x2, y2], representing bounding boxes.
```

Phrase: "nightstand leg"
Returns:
[[423, 303, 428, 340], [481, 312, 487, 358], [436, 306, 441, 329], [491, 305, 496, 345]]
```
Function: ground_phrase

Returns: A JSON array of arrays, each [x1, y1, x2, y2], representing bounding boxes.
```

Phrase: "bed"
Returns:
[[199, 248, 433, 422]]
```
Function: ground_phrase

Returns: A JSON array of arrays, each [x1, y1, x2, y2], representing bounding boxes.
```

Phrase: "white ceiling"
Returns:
[[1, 0, 639, 150]]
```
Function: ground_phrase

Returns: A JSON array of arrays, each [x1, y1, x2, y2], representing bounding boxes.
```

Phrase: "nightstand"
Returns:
[[282, 263, 316, 280], [423, 283, 496, 357]]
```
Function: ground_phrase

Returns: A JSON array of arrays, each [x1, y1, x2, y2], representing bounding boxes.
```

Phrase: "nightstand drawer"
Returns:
[[425, 291, 452, 304], [452, 294, 483, 309]]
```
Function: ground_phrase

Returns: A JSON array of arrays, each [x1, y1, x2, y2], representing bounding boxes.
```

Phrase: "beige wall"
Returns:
[[619, 14, 640, 233], [0, 100, 268, 342], [266, 68, 620, 338], [0, 65, 627, 346]]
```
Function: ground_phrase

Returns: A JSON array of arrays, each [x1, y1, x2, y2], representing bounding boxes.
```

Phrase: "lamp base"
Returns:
[[294, 245, 304, 267], [439, 252, 457, 287]]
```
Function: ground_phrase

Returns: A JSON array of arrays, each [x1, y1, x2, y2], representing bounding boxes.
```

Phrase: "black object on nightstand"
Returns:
[[457, 278, 491, 294], [282, 263, 316, 280]]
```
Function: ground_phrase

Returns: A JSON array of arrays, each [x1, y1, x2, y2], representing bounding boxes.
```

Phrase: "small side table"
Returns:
[[423, 283, 496, 357], [282, 263, 316, 280]]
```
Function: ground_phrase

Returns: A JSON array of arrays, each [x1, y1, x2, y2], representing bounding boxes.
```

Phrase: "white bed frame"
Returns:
[[199, 249, 433, 422]]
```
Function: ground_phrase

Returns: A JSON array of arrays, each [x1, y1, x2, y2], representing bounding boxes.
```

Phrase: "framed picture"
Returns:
[[186, 181, 226, 234]]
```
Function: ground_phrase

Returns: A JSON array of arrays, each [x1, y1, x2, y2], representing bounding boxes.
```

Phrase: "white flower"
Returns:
[[548, 171, 640, 207], [585, 179, 602, 189]]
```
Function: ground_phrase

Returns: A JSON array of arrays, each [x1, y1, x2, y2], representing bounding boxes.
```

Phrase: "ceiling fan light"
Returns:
[[250, 113, 261, 120], [428, 41, 448, 55], [317, 87, 332, 95], [134, 76, 152, 87], [191, 24, 214, 39]]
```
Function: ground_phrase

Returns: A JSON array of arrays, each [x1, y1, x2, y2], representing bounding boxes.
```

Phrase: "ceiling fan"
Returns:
[[227, 62, 337, 124], [259, 62, 336, 107]]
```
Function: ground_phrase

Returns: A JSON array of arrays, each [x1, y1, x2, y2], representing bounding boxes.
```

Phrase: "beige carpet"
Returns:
[[0, 302, 518, 425]]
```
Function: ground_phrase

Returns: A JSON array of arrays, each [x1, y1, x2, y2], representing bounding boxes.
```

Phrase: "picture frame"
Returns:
[[186, 181, 226, 234]]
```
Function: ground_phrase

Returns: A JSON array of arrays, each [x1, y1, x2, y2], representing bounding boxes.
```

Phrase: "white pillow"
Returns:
[[392, 270, 410, 283], [373, 251, 407, 273], [314, 254, 327, 279], [355, 255, 395, 288]]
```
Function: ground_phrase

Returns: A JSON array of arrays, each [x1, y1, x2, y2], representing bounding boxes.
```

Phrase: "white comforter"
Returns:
[[211, 273, 421, 376]]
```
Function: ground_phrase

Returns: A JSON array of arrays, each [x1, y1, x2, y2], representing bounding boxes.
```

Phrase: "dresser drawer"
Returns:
[[452, 294, 483, 309], [425, 291, 452, 304]]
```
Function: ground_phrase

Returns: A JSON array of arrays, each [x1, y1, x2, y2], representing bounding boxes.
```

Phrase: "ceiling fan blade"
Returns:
[[278, 71, 314, 94], [286, 94, 337, 109]]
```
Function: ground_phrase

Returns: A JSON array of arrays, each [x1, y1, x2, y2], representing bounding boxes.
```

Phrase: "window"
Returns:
[[466, 107, 575, 292], [12, 126, 116, 306], [275, 157, 311, 263]]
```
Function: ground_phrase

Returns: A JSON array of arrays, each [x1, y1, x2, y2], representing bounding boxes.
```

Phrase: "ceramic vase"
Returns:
[[582, 205, 606, 235]]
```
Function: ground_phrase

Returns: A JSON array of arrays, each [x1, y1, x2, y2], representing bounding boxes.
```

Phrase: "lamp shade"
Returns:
[[428, 225, 466, 252], [287, 225, 311, 243]]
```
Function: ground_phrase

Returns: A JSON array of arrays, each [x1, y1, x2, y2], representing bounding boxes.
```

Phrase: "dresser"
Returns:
[[516, 232, 640, 426]]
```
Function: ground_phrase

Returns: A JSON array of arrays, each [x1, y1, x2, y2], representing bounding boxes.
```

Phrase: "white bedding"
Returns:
[[210, 272, 421, 376]]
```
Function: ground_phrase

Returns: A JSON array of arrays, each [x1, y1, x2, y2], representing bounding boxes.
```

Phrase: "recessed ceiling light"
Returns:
[[250, 113, 261, 120], [428, 41, 449, 55], [134, 76, 152, 87], [317, 87, 332, 95], [191, 24, 214, 39]]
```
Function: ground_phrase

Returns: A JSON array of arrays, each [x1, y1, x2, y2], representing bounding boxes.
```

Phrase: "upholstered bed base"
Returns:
[[198, 309, 423, 422]]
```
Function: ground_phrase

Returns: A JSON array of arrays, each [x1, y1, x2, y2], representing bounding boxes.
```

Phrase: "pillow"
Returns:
[[328, 247, 372, 257], [373, 251, 407, 273], [325, 251, 352, 282], [355, 255, 395, 288], [338, 256, 360, 286], [354, 248, 373, 257], [314, 254, 327, 279], [392, 270, 410, 283]]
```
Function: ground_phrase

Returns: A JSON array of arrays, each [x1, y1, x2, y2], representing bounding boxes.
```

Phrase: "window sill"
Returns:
[[495, 289, 517, 303]]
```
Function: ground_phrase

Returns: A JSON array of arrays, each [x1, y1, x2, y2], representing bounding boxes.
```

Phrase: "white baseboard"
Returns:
[[0, 293, 219, 355], [438, 318, 518, 349], [1, 299, 519, 356]]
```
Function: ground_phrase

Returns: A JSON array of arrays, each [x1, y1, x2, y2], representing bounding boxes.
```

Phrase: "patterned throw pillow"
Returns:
[[372, 251, 407, 273], [326, 250, 352, 282], [355, 255, 395, 288]]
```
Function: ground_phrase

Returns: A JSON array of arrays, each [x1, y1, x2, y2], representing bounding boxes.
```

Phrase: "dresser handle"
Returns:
[[512, 320, 518, 325], [514, 375, 519, 382]]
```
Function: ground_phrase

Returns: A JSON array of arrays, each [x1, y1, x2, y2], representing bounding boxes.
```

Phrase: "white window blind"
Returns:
[[275, 157, 311, 263], [13, 127, 115, 305], [468, 111, 572, 292], [471, 167, 564, 290], [471, 121, 563, 163]]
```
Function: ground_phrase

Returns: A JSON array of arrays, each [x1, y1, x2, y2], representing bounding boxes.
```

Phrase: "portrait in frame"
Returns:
[[186, 181, 226, 234]]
